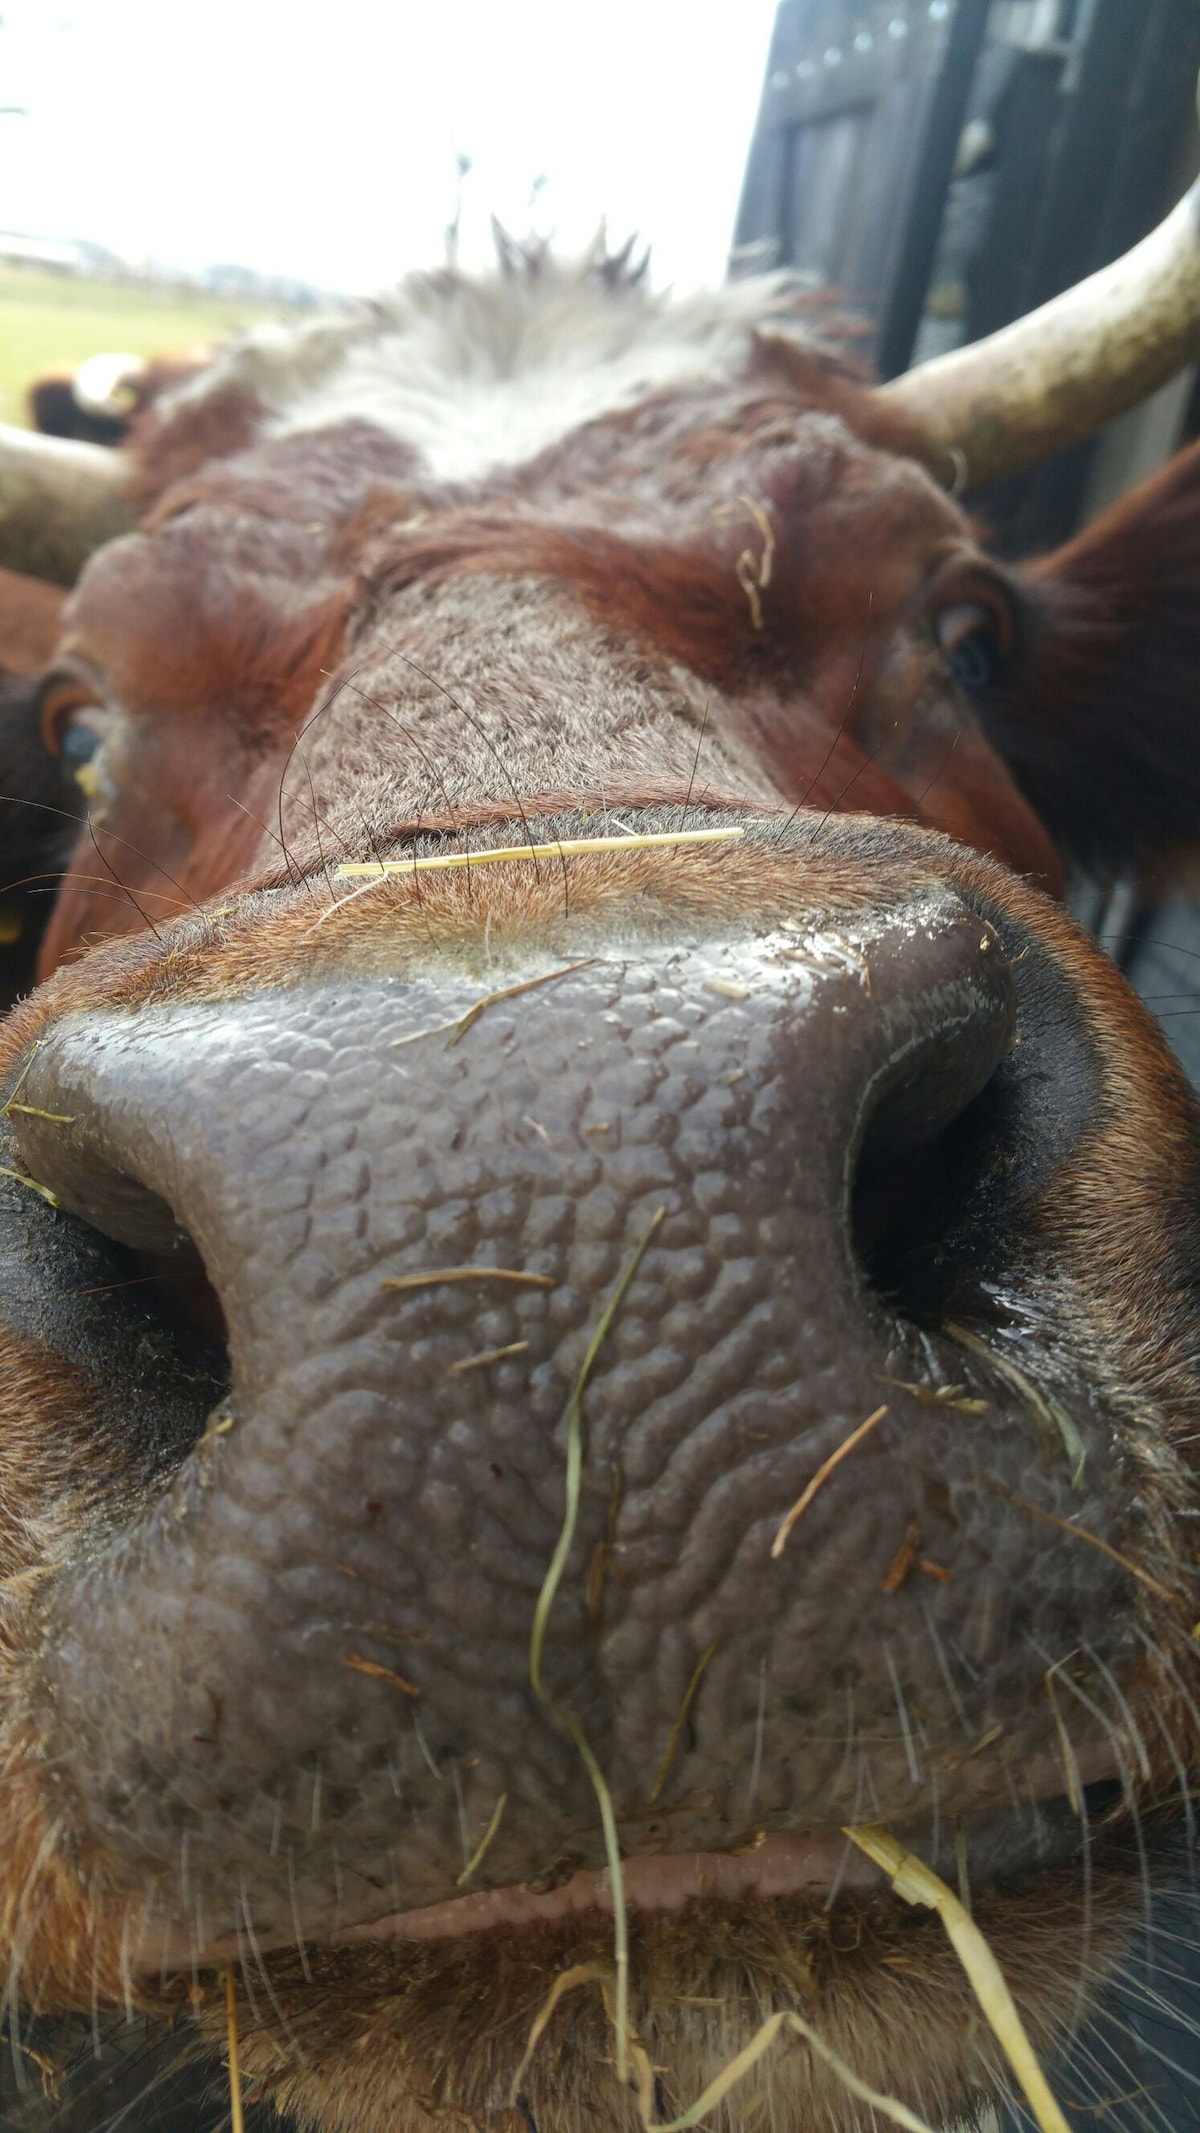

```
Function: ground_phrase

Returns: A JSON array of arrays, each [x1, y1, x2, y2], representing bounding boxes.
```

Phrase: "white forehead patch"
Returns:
[[158, 266, 819, 487]]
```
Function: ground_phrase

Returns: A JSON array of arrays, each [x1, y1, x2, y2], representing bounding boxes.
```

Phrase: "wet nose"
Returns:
[[12, 900, 1017, 1490], [8, 889, 1104, 1943]]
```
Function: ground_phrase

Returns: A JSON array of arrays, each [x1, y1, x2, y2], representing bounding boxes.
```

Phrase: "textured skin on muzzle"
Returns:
[[18, 896, 1128, 1945]]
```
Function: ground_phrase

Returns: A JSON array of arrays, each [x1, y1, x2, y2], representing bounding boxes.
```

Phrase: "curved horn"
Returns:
[[880, 172, 1200, 491], [0, 424, 135, 586]]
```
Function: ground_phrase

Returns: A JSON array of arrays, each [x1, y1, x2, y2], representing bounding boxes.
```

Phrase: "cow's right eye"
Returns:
[[54, 707, 113, 798], [38, 675, 117, 796]]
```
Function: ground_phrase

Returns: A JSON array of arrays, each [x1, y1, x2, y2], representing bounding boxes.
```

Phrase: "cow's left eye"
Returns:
[[936, 602, 1004, 693]]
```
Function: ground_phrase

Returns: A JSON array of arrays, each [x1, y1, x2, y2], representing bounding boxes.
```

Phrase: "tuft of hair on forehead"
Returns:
[[127, 241, 863, 502]]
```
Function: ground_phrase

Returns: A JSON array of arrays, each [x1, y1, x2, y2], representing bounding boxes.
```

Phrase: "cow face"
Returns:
[[2, 259, 1200, 2133]]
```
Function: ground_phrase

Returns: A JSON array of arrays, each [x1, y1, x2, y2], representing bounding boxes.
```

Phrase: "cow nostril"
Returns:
[[6, 1105, 231, 1435], [115, 1236, 231, 1358], [850, 1018, 1015, 1327]]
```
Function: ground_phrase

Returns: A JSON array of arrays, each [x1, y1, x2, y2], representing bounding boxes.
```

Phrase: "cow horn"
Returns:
[[880, 171, 1200, 491], [0, 424, 136, 585]]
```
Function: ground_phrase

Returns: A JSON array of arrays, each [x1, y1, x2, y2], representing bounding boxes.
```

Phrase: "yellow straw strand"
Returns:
[[334, 827, 745, 877], [844, 1824, 1073, 2133], [224, 1968, 245, 2133]]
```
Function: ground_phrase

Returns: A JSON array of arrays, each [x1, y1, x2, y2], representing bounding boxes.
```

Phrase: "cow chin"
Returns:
[[0, 811, 1198, 2129], [189, 1868, 1142, 2133]]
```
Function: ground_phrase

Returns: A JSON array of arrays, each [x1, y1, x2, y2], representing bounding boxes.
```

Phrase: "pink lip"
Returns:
[[329, 1735, 1125, 1949], [333, 1830, 883, 1945]]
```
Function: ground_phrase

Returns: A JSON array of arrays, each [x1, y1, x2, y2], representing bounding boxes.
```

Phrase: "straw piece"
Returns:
[[648, 1641, 718, 1805], [511, 1964, 939, 2133], [945, 1325, 1086, 1486], [528, 1207, 665, 2085], [509, 1962, 613, 2104], [456, 1792, 508, 1886], [879, 1373, 988, 1415], [0, 1164, 60, 1208], [771, 1406, 888, 1558], [1043, 1665, 1082, 1819], [223, 1969, 245, 2133], [650, 2007, 939, 2133], [881, 1519, 923, 1594], [844, 1824, 1074, 2133], [448, 1340, 530, 1376], [343, 1653, 421, 1698], [450, 959, 595, 1045], [983, 1477, 1177, 1609], [334, 827, 745, 877], [0, 1045, 39, 1118], [381, 1265, 554, 1293]]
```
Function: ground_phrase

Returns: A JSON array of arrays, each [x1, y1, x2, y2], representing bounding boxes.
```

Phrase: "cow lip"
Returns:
[[331, 1829, 883, 1945], [326, 1758, 1128, 1951], [135, 1737, 1127, 1975]]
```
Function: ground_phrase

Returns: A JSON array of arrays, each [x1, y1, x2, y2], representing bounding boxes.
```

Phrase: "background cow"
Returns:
[[27, 351, 212, 450], [0, 194, 1199, 2133]]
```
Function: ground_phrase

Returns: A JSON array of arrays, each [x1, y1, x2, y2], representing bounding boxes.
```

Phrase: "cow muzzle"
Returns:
[[4, 880, 1135, 1960]]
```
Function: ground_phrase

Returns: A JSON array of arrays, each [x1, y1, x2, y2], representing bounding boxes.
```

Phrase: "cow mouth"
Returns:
[[330, 1773, 1130, 1952]]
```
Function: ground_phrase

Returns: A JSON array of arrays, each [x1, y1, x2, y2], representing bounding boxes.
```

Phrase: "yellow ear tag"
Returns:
[[0, 906, 22, 947]]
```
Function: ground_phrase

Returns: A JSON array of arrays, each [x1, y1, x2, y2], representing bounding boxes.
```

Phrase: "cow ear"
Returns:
[[980, 438, 1200, 877]]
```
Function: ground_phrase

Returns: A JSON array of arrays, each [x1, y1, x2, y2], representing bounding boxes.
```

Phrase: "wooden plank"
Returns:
[[877, 0, 993, 377]]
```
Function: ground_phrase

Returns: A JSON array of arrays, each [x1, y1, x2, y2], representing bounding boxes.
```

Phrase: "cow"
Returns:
[[1, 183, 1200, 2133], [27, 350, 212, 449]]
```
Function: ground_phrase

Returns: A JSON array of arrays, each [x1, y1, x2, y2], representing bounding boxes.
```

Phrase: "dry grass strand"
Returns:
[[342, 1654, 421, 1698], [771, 1405, 888, 1558], [224, 1968, 245, 2133], [334, 827, 745, 878], [381, 1266, 554, 1294], [844, 1824, 1073, 2133], [528, 1206, 665, 2084], [648, 1641, 719, 1806]]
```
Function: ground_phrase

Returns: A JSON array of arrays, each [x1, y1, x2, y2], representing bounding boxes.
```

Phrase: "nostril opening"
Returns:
[[7, 1108, 232, 1438], [850, 1022, 1016, 1327], [116, 1236, 231, 1358], [852, 1066, 1014, 1330]]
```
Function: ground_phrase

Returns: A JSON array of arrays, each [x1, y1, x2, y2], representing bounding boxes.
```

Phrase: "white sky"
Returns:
[[0, 1, 778, 293]]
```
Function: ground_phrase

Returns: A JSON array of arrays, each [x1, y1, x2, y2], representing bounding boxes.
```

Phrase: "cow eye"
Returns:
[[936, 602, 1004, 692], [54, 707, 114, 798], [58, 713, 104, 772], [927, 555, 1014, 699], [38, 677, 117, 798]]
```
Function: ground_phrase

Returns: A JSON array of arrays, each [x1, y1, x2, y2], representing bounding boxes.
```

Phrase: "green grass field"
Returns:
[[0, 262, 286, 426]]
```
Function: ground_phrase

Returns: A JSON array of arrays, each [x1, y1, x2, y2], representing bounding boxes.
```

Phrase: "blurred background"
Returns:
[[0, 0, 776, 421]]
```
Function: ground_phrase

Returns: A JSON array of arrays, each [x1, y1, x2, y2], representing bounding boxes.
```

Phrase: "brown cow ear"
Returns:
[[978, 437, 1200, 876]]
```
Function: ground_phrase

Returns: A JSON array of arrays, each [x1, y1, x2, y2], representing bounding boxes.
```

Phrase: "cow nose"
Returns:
[[7, 889, 1065, 1936], [13, 897, 1016, 1375]]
